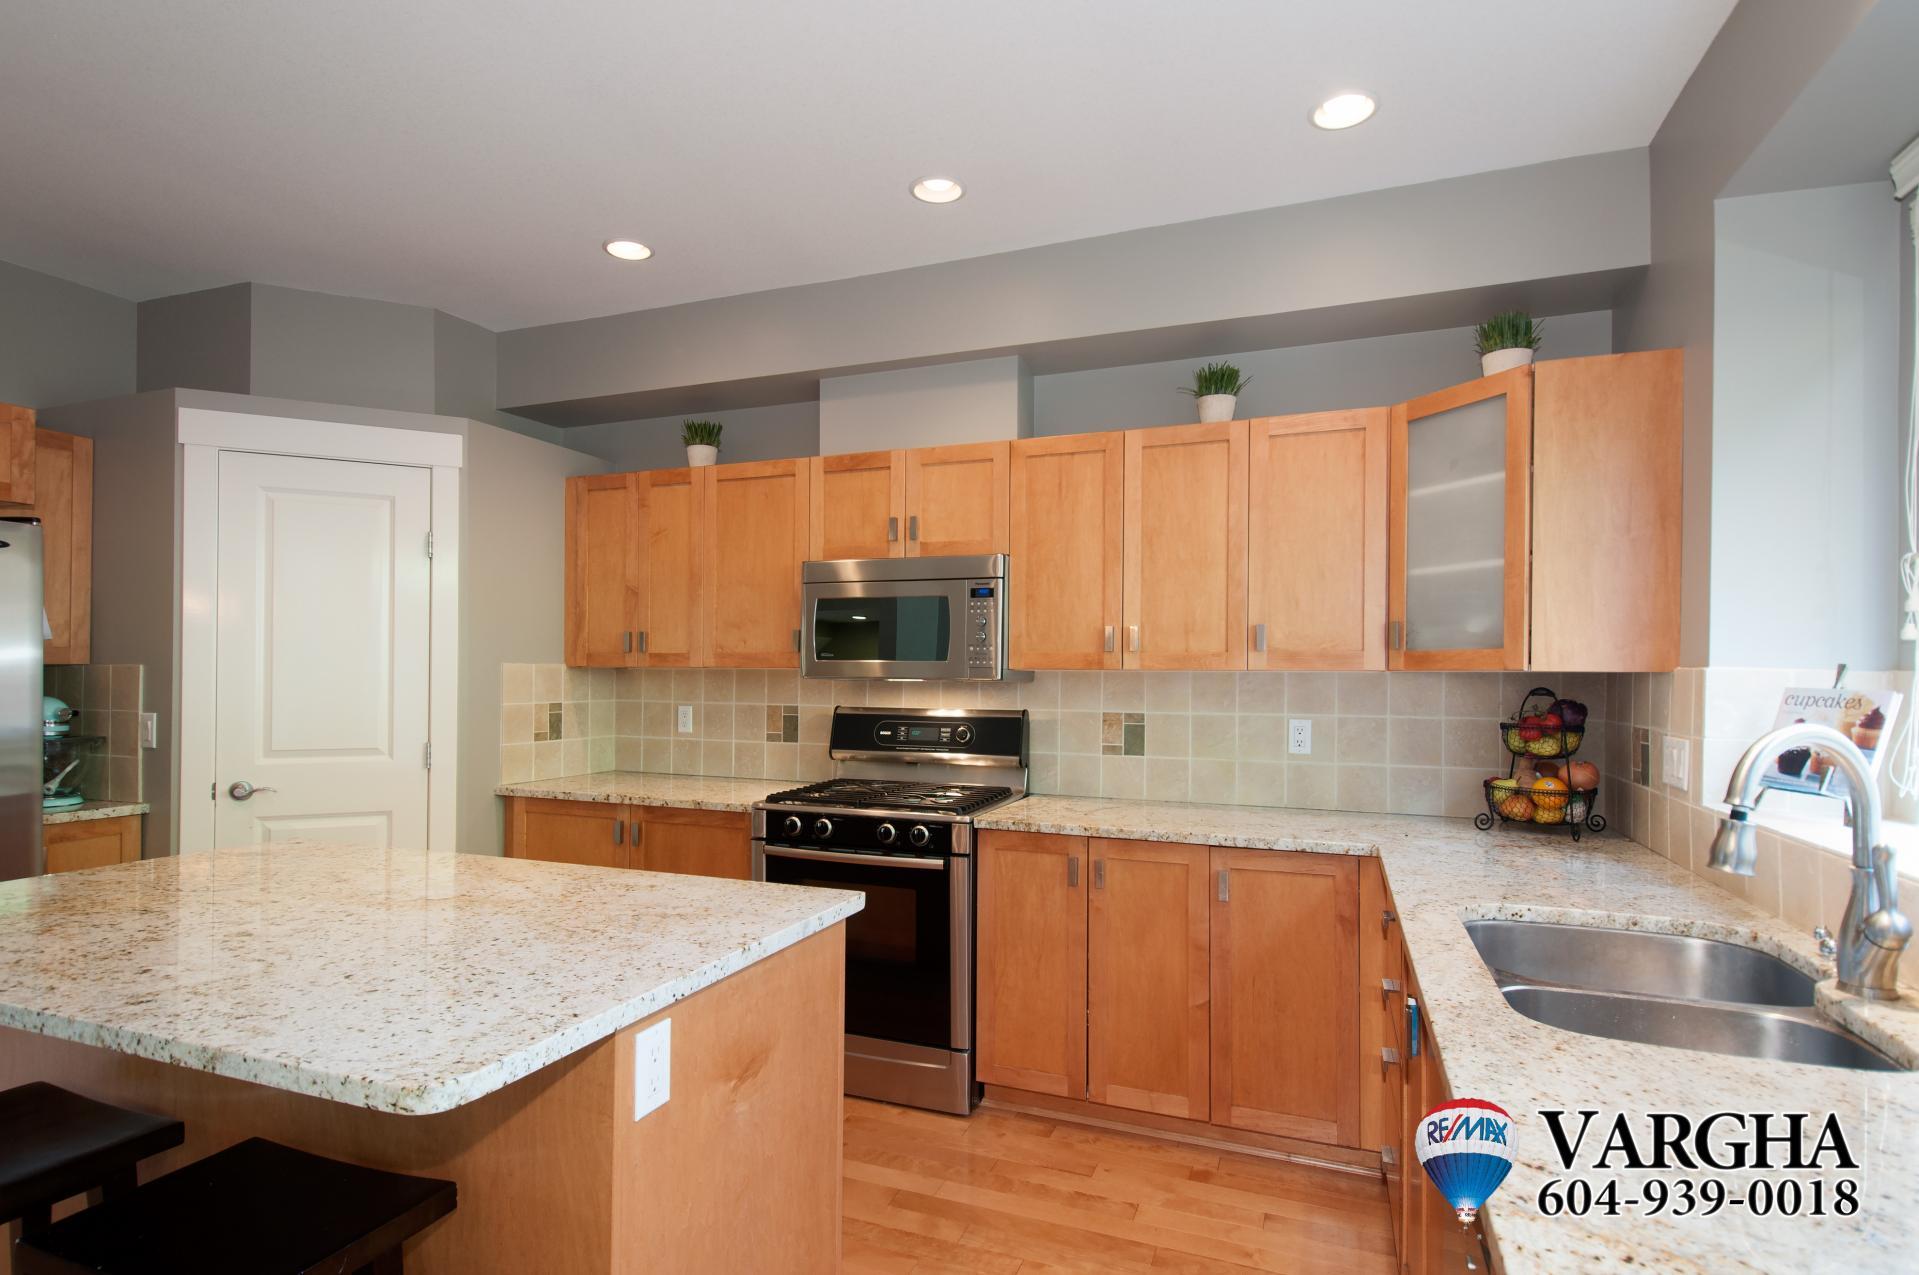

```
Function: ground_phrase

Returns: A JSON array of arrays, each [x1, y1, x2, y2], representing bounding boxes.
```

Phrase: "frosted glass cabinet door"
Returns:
[[1388, 368, 1531, 670]]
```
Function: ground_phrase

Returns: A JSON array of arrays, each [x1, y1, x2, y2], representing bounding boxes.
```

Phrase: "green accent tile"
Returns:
[[1123, 722, 1145, 756]]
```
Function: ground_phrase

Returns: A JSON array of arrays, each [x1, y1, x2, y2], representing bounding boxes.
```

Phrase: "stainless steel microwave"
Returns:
[[801, 554, 1029, 681]]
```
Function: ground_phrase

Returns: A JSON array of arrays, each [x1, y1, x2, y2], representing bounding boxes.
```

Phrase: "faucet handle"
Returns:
[[1814, 926, 1837, 959]]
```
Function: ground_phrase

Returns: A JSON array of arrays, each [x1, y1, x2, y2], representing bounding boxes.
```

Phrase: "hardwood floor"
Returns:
[[843, 1098, 1397, 1274]]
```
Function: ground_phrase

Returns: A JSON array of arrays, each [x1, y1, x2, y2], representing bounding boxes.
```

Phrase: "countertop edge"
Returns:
[[43, 801, 151, 826]]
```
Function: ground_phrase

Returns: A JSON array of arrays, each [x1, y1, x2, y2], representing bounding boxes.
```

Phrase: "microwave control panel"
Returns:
[[965, 581, 1000, 674]]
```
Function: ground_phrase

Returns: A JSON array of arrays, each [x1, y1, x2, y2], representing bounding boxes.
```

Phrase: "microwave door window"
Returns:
[[813, 596, 950, 662]]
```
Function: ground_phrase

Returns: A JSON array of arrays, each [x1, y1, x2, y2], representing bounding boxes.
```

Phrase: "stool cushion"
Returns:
[[0, 1084, 184, 1222], [15, 1138, 457, 1275]]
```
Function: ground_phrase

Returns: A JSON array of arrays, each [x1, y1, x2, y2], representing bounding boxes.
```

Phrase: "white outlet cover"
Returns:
[[138, 712, 158, 750], [633, 1018, 670, 1120], [1662, 736, 1690, 791], [677, 704, 694, 734], [1288, 719, 1312, 755]]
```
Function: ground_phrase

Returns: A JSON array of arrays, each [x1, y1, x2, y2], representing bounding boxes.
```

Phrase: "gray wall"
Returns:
[[432, 310, 564, 444], [500, 150, 1650, 421], [1032, 313, 1614, 435], [819, 357, 1031, 453], [249, 284, 437, 413], [137, 284, 251, 395], [1710, 183, 1901, 670], [0, 259, 135, 408], [566, 400, 821, 471], [1613, 0, 1879, 666]]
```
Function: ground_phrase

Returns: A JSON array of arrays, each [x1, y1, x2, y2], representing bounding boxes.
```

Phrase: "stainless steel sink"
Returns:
[[1499, 984, 1902, 1072], [1465, 919, 1815, 1006], [1466, 919, 1906, 1071]]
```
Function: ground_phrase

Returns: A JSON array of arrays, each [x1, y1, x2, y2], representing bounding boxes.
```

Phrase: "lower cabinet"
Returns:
[[503, 797, 750, 879], [44, 815, 141, 874], [977, 830, 1360, 1146]]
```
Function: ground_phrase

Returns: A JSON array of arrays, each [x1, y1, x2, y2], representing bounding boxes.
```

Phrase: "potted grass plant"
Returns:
[[1475, 311, 1542, 376], [682, 419, 722, 467], [1180, 361, 1250, 423]]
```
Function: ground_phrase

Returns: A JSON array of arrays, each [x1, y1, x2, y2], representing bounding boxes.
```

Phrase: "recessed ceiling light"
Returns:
[[603, 239, 653, 261], [1311, 93, 1376, 130], [910, 177, 964, 204]]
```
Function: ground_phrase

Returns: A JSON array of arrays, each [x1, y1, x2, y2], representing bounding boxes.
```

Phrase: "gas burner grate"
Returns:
[[762, 779, 1016, 817]]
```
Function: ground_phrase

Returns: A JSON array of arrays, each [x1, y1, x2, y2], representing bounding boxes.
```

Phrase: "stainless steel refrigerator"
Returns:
[[1, 519, 43, 881]]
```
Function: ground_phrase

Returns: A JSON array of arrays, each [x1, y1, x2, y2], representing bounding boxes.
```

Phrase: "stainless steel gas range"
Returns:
[[752, 706, 1026, 1115]]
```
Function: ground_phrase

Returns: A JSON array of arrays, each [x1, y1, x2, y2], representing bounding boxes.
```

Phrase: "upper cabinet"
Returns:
[[810, 450, 905, 560], [0, 404, 34, 506], [638, 468, 703, 668], [564, 473, 640, 666], [1247, 410, 1386, 671], [1388, 367, 1532, 670], [903, 441, 1008, 556], [1123, 422, 1246, 670], [702, 458, 810, 668], [25, 430, 94, 665], [1009, 432, 1124, 670]]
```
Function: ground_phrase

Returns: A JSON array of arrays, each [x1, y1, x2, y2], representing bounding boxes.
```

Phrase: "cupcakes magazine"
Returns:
[[1760, 686, 1903, 801]]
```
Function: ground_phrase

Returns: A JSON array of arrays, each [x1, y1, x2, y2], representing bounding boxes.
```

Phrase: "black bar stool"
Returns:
[[15, 1137, 457, 1274], [0, 1083, 185, 1241]]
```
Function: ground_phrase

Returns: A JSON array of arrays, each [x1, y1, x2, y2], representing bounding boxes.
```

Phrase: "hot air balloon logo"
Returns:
[[1416, 1098, 1514, 1224]]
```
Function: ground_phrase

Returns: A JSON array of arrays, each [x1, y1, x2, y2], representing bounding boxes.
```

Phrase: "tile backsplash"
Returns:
[[499, 663, 1614, 818], [42, 663, 145, 803]]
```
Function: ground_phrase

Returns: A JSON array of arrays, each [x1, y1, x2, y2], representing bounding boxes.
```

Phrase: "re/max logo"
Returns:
[[1428, 1114, 1510, 1146]]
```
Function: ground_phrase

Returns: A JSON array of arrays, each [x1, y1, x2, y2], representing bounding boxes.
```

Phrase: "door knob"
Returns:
[[228, 781, 276, 801]]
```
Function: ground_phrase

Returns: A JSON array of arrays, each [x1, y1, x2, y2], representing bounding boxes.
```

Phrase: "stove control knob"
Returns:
[[780, 815, 804, 838], [908, 824, 932, 848], [875, 822, 899, 845], [813, 817, 835, 839], [952, 724, 974, 746]]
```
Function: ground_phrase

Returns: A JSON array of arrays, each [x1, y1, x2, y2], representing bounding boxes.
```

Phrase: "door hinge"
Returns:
[[425, 532, 435, 559], [424, 741, 433, 769]]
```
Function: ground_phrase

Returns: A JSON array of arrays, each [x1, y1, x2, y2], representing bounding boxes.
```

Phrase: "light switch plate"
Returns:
[[676, 705, 694, 734], [1662, 736, 1690, 792], [1288, 720, 1312, 755], [632, 1018, 670, 1121], [138, 712, 158, 750]]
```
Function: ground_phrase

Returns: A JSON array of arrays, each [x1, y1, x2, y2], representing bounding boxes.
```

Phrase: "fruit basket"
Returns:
[[1499, 686, 1590, 759], [1475, 777, 1605, 839]]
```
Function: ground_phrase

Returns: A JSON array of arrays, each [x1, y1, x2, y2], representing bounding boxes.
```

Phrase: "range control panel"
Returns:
[[965, 581, 999, 674]]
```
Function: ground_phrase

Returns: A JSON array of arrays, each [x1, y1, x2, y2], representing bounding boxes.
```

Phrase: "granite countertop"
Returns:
[[0, 843, 862, 1116], [496, 771, 783, 812], [982, 794, 1919, 1274], [43, 800, 150, 826]]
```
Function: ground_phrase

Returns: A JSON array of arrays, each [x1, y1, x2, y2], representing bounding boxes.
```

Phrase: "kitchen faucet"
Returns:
[[1710, 724, 1912, 1000]]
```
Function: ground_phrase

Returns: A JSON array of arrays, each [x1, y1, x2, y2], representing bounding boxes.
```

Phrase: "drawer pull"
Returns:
[[1067, 855, 1080, 888]]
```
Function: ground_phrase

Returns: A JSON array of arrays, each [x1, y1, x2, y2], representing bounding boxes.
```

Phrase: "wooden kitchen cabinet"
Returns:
[[636, 467, 703, 667], [1247, 410, 1385, 671], [564, 473, 641, 667], [0, 403, 34, 506], [810, 450, 905, 560], [1123, 422, 1246, 670], [1008, 432, 1124, 670], [504, 797, 750, 878], [977, 830, 1088, 1097], [700, 458, 810, 668], [1211, 848, 1359, 1145], [1088, 838, 1211, 1119], [44, 814, 141, 874], [22, 428, 93, 665], [903, 441, 1008, 556]]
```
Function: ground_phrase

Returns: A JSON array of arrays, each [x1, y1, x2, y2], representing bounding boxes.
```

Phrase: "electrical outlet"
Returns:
[[632, 1018, 670, 1120], [138, 712, 158, 750], [1662, 736, 1690, 792], [676, 704, 694, 734], [1288, 719, 1312, 755]]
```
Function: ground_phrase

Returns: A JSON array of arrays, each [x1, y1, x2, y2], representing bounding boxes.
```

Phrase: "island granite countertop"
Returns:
[[0, 843, 861, 1116], [980, 793, 1919, 1274]]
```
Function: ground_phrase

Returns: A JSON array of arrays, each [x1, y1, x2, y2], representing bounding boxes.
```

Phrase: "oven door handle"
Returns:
[[763, 845, 947, 871]]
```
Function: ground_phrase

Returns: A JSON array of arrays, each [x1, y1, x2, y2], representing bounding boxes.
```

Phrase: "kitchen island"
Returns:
[[0, 843, 863, 1273]]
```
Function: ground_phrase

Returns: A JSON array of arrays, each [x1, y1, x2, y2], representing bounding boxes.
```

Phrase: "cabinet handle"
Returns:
[[1381, 977, 1403, 1003], [1252, 623, 1266, 653], [1407, 996, 1421, 1058], [1380, 1145, 1397, 1168], [1388, 619, 1404, 651], [1380, 1046, 1401, 1077], [637, 630, 647, 653], [622, 631, 633, 654], [1067, 855, 1080, 888], [1382, 908, 1397, 936], [908, 515, 919, 541], [1128, 625, 1140, 653], [1216, 869, 1229, 902], [1093, 859, 1105, 890], [887, 516, 899, 543], [614, 819, 624, 846], [1103, 625, 1115, 653]]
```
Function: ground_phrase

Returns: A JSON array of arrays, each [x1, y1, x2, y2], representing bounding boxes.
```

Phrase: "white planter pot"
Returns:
[[686, 444, 718, 467], [1195, 394, 1238, 423], [1479, 347, 1535, 377]]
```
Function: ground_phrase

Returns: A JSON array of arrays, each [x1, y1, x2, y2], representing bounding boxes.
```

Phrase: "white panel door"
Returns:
[[214, 452, 433, 848]]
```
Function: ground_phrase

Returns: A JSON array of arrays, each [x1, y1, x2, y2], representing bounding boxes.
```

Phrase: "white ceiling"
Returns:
[[0, 0, 1734, 331]]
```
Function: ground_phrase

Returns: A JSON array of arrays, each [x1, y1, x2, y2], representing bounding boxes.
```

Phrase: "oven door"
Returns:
[[801, 577, 971, 681], [760, 844, 971, 1052]]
